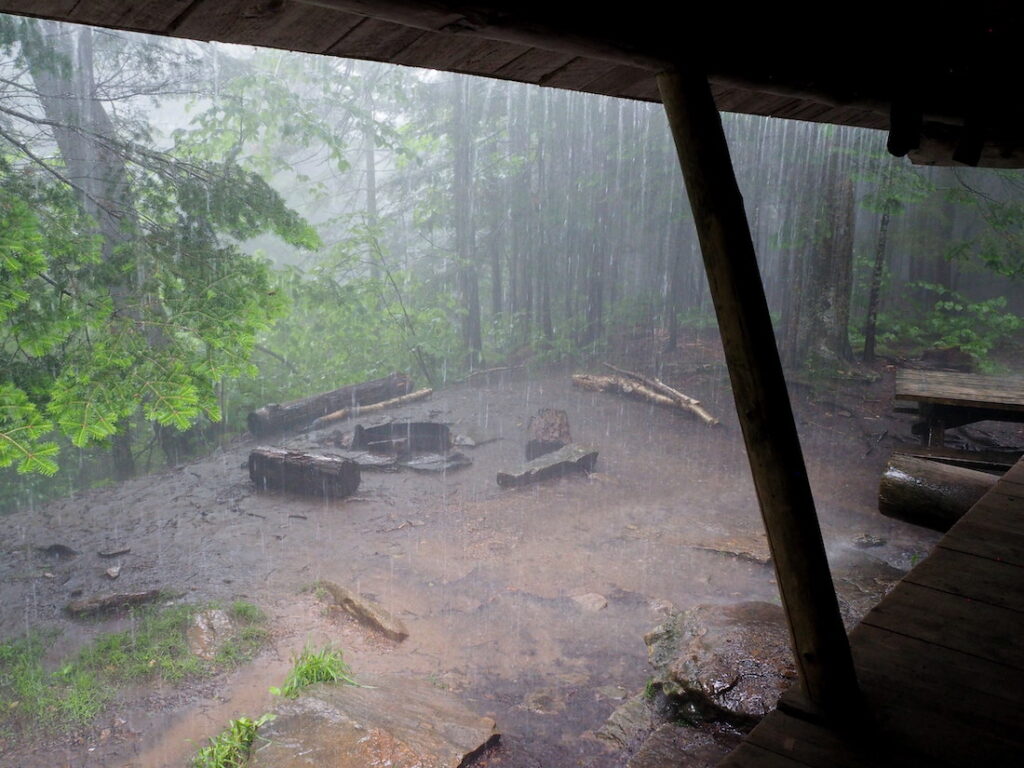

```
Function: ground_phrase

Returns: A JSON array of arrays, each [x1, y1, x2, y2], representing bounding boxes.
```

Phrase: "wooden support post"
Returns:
[[658, 68, 860, 719]]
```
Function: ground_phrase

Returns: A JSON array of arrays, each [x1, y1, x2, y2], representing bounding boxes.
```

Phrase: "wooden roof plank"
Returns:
[[171, 0, 362, 54], [69, 1, 195, 31], [325, 16, 429, 60], [538, 56, 619, 90], [493, 48, 575, 84]]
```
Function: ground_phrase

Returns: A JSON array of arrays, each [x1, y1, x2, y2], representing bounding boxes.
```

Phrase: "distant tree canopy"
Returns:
[[1, 15, 1021, 500]]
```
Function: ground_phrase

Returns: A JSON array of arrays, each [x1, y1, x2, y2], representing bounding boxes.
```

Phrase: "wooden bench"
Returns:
[[895, 369, 1024, 447]]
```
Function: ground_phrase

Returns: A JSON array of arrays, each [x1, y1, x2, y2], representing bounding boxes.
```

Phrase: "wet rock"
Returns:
[[597, 694, 656, 747], [400, 451, 472, 473], [496, 443, 598, 489], [320, 581, 409, 642], [186, 608, 233, 661], [832, 555, 905, 629], [572, 593, 608, 612], [250, 675, 498, 768], [522, 688, 563, 714], [104, 565, 121, 580], [627, 723, 742, 768], [852, 533, 886, 548], [596, 684, 629, 701], [36, 543, 78, 560], [645, 602, 796, 726]]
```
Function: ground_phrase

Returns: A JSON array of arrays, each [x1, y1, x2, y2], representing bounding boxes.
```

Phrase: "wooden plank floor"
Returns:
[[718, 458, 1024, 768]]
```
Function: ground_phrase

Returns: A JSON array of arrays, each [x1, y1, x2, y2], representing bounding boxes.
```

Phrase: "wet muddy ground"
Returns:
[[0, 342, 965, 768]]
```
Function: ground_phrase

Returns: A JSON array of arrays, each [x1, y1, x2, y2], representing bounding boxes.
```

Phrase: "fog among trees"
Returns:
[[2, 17, 1022, 509]]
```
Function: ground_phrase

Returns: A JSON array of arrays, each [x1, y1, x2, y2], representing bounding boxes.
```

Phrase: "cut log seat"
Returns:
[[249, 447, 361, 500]]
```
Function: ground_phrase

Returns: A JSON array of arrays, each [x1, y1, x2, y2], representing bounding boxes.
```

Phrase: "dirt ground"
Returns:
[[3, 334, 986, 768]]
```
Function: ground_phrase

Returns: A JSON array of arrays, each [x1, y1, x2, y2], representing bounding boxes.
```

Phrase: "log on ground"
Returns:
[[247, 373, 412, 436], [249, 447, 361, 500], [67, 589, 168, 617], [497, 443, 599, 489], [879, 452, 999, 531], [526, 408, 572, 460], [351, 421, 451, 455], [572, 373, 718, 425], [310, 387, 433, 431]]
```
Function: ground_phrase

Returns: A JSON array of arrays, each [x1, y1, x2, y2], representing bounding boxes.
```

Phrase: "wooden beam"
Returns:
[[657, 67, 860, 719]]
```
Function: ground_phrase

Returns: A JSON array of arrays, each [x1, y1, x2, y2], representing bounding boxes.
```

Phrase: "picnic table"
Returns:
[[895, 369, 1024, 447]]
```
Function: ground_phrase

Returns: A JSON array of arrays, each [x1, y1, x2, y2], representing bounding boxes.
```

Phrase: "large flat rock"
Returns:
[[250, 674, 497, 768], [645, 601, 796, 725]]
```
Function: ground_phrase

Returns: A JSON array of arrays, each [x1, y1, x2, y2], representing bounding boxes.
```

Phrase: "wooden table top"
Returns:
[[895, 369, 1024, 412]]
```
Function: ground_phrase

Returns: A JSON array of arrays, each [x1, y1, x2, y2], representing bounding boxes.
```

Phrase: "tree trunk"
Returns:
[[862, 202, 892, 363], [452, 76, 483, 367]]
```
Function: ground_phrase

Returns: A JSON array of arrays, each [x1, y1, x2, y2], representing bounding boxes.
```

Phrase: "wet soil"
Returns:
[[0, 338, 970, 768]]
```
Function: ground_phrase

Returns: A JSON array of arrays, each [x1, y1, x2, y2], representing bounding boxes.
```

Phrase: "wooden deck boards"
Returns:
[[718, 456, 1024, 768]]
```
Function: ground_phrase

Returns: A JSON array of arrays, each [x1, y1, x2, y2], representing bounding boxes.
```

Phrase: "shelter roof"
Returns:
[[2, 1, 1022, 166]]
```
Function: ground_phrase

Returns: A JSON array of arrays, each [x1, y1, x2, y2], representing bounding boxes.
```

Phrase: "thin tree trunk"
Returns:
[[862, 202, 892, 363]]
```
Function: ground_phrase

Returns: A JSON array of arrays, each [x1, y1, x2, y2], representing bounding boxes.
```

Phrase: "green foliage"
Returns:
[[191, 713, 275, 768], [271, 644, 357, 698], [876, 282, 1022, 364]]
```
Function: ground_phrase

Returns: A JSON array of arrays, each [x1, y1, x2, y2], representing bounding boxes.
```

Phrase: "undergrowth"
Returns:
[[0, 601, 267, 737], [271, 644, 357, 698], [191, 713, 275, 768]]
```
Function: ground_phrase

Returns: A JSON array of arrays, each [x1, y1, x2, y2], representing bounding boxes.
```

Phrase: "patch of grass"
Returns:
[[1, 602, 271, 737], [643, 678, 657, 701], [228, 601, 266, 624], [78, 604, 204, 682], [271, 644, 357, 698], [191, 713, 274, 768], [0, 634, 109, 735]]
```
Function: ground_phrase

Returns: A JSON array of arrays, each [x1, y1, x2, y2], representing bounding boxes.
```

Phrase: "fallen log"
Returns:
[[67, 589, 167, 617], [879, 452, 999, 531], [247, 373, 412, 436], [526, 408, 571, 460], [601, 362, 719, 425], [572, 373, 719, 426], [352, 422, 451, 455], [310, 388, 433, 431], [497, 443, 598, 489], [249, 447, 361, 500]]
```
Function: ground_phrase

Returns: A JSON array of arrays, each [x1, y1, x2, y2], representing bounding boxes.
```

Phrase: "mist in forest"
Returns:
[[1, 20, 1022, 505]]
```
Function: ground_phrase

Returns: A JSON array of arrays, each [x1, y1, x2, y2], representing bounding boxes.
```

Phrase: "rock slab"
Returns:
[[496, 443, 598, 489], [645, 602, 796, 725], [320, 581, 409, 642], [186, 608, 233, 660], [250, 675, 498, 768]]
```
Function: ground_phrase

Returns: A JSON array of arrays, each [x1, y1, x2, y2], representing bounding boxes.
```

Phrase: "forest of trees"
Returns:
[[2, 16, 1022, 510]]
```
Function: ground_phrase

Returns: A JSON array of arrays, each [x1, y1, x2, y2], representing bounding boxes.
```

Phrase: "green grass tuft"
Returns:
[[191, 713, 275, 768], [0, 601, 271, 738], [271, 644, 357, 698]]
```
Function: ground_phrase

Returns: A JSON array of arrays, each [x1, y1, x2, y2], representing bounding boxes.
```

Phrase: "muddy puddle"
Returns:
[[0, 364, 942, 768]]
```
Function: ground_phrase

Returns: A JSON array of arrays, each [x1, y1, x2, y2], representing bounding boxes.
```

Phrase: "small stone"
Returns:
[[572, 593, 608, 612], [852, 533, 886, 548], [596, 685, 629, 701], [105, 566, 121, 579], [99, 728, 111, 742]]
